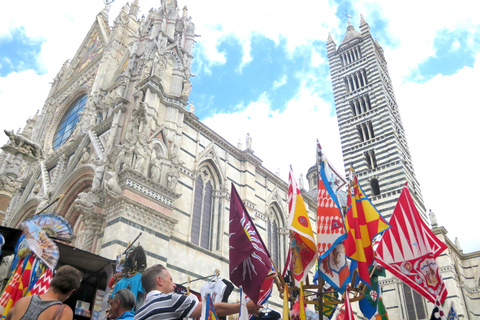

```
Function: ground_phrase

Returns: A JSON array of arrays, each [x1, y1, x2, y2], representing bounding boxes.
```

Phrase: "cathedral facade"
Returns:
[[0, 1, 479, 319], [0, 0, 309, 309]]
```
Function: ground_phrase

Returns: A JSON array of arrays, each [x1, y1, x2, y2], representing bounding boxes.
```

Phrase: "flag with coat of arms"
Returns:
[[288, 166, 317, 285], [376, 183, 448, 304]]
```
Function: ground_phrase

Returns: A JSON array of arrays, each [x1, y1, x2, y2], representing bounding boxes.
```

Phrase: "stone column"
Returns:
[[80, 211, 105, 253]]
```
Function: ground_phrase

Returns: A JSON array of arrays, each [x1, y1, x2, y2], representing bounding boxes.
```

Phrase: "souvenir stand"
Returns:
[[0, 221, 115, 320]]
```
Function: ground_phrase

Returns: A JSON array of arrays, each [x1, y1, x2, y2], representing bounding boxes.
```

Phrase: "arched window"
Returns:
[[371, 178, 381, 196], [267, 205, 285, 269], [191, 165, 222, 250], [402, 283, 426, 320], [53, 94, 88, 149]]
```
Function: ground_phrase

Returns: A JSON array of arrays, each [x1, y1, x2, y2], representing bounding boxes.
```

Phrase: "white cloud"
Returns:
[[203, 81, 343, 183], [451, 39, 460, 51], [272, 74, 287, 89], [1, 0, 479, 253]]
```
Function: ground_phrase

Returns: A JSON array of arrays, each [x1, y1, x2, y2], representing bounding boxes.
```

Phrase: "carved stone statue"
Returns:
[[429, 209, 438, 227], [299, 173, 305, 190], [237, 138, 242, 150], [454, 237, 462, 252], [150, 156, 162, 182], [104, 171, 122, 198], [134, 134, 148, 173], [246, 133, 252, 149], [79, 148, 90, 166], [167, 166, 180, 190], [91, 163, 106, 193], [188, 101, 195, 114]]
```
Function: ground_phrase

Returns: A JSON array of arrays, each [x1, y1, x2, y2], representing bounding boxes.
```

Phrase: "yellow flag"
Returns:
[[299, 281, 306, 320]]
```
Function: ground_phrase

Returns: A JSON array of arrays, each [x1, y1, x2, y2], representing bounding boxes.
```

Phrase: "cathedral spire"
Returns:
[[326, 32, 337, 56], [130, 0, 140, 17], [359, 14, 370, 35]]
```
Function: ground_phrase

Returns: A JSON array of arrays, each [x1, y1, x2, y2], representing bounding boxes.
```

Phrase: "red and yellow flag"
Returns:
[[288, 166, 317, 285], [0, 254, 35, 319], [344, 168, 389, 286]]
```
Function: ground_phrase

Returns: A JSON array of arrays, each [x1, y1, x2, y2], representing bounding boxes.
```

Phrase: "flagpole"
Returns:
[[35, 194, 64, 215], [269, 257, 286, 292]]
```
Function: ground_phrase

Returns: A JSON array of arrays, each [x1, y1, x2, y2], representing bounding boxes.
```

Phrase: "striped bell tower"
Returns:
[[326, 16, 426, 221]]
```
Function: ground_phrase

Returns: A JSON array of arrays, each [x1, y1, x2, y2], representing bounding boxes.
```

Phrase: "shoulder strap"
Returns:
[[52, 304, 65, 320]]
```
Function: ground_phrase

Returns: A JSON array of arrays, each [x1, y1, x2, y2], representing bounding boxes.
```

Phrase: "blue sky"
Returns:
[[1, 0, 479, 253]]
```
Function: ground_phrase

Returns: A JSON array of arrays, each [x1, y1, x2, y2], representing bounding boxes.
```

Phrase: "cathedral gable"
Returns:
[[62, 17, 110, 86]]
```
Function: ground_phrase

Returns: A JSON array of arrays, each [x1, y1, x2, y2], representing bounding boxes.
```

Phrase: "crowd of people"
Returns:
[[5, 263, 261, 320]]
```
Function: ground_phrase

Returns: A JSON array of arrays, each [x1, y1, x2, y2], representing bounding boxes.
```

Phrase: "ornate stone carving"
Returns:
[[0, 175, 21, 194], [2, 130, 42, 162], [105, 197, 177, 237]]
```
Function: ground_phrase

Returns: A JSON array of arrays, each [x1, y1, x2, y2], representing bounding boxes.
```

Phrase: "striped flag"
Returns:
[[229, 184, 272, 304], [316, 140, 347, 258], [343, 287, 355, 320], [316, 140, 351, 292], [344, 167, 389, 286], [288, 166, 317, 285], [29, 268, 53, 295], [376, 183, 448, 304]]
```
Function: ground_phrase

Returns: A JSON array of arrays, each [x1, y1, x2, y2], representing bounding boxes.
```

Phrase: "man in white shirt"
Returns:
[[134, 264, 261, 320]]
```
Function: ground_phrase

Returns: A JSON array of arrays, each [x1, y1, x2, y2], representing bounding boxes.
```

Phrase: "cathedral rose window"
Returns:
[[53, 94, 88, 149]]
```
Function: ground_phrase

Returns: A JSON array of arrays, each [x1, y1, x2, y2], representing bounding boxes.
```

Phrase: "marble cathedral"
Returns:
[[0, 1, 479, 319], [0, 0, 296, 308]]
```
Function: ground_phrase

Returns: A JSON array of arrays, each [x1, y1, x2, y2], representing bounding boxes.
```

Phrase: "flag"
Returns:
[[321, 287, 338, 320], [257, 267, 276, 305], [376, 297, 388, 320], [316, 141, 352, 293], [446, 302, 459, 320], [430, 296, 446, 320], [316, 140, 347, 259], [288, 166, 317, 285], [343, 287, 355, 320], [0, 253, 35, 319], [29, 268, 53, 295], [299, 281, 306, 320], [201, 293, 219, 320], [316, 242, 354, 294], [359, 265, 385, 318], [239, 287, 249, 320], [229, 184, 272, 304], [344, 167, 390, 286], [376, 184, 448, 304], [283, 284, 290, 320]]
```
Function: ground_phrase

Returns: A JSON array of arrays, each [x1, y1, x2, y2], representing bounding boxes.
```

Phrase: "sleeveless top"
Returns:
[[20, 295, 62, 320]]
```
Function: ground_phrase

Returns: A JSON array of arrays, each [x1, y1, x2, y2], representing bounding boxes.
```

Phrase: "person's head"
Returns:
[[109, 289, 135, 319], [50, 265, 82, 298], [141, 264, 176, 294]]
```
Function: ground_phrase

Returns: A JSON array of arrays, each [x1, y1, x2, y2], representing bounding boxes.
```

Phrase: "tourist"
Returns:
[[108, 289, 136, 320], [134, 264, 262, 320], [6, 265, 82, 320]]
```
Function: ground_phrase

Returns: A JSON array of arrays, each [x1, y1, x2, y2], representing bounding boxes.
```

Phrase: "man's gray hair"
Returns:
[[141, 264, 167, 293], [113, 288, 136, 310]]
